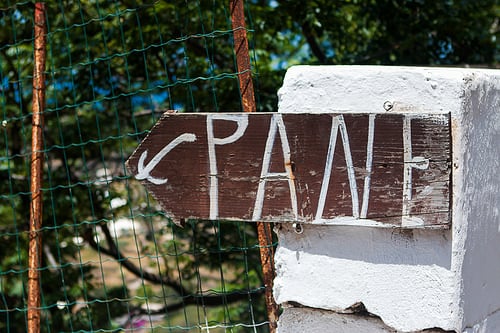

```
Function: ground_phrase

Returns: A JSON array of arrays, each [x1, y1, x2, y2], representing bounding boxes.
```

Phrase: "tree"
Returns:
[[261, 0, 499, 66], [0, 1, 498, 332]]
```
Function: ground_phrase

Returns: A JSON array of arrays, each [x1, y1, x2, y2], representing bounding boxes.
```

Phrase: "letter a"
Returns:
[[252, 114, 298, 221]]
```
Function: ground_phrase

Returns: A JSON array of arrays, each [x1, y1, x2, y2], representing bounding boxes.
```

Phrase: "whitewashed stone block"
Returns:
[[275, 66, 500, 332]]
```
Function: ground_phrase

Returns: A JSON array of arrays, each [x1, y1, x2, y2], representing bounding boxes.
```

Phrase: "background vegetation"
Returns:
[[0, 0, 498, 331]]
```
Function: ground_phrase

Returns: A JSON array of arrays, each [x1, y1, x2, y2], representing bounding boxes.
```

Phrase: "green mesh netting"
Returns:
[[0, 1, 272, 332]]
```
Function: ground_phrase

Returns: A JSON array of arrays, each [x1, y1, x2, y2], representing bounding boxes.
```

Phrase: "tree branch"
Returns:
[[84, 224, 189, 297], [133, 288, 264, 315], [301, 23, 328, 64], [83, 223, 264, 312]]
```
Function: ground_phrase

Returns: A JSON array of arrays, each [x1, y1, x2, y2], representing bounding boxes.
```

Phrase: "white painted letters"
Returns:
[[135, 133, 197, 185], [207, 114, 249, 220], [252, 114, 298, 221], [130, 112, 450, 227], [402, 115, 429, 226], [315, 114, 375, 221]]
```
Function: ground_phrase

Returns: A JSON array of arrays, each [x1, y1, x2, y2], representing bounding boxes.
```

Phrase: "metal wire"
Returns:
[[0, 1, 272, 332]]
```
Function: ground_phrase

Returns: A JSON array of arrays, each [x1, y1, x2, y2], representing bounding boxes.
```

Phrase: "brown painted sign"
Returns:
[[126, 112, 451, 228]]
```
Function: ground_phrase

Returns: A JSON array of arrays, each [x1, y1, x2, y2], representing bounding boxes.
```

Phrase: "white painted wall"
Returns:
[[458, 73, 500, 332], [274, 66, 500, 332]]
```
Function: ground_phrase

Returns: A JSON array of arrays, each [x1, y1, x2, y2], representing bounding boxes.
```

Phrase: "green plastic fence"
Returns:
[[0, 1, 271, 332]]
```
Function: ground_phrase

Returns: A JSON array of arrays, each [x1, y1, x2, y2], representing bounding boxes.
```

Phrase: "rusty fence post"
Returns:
[[230, 0, 256, 113], [230, 1, 279, 332], [27, 3, 47, 333]]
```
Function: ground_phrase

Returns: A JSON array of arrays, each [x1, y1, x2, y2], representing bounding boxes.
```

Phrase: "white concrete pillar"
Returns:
[[274, 66, 500, 332]]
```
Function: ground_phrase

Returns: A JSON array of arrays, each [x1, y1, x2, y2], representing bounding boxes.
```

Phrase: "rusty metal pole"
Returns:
[[230, 0, 257, 113], [230, 1, 279, 332], [255, 221, 279, 332], [27, 3, 47, 333]]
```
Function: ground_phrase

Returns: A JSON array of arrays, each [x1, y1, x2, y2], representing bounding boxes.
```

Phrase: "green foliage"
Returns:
[[0, 0, 498, 332], [265, 0, 499, 66]]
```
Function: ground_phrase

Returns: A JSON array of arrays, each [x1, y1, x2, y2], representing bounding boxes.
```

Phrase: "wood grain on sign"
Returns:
[[126, 112, 451, 228]]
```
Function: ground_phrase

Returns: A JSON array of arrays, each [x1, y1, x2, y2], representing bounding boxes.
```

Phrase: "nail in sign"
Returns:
[[126, 112, 451, 228]]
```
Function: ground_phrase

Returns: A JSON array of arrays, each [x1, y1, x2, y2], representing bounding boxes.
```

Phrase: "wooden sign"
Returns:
[[126, 112, 451, 228]]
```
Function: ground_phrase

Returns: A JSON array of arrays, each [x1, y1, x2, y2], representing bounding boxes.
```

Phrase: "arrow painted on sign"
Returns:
[[135, 133, 197, 185]]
